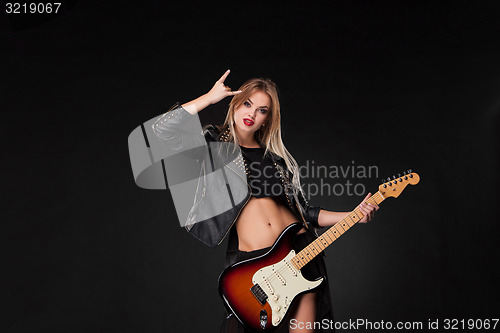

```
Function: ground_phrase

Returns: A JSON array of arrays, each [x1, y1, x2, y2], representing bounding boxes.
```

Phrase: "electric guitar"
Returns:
[[218, 171, 420, 332]]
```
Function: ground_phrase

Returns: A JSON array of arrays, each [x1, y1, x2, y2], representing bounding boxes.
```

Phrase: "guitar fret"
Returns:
[[333, 224, 344, 235], [292, 258, 301, 270], [345, 215, 355, 227], [295, 256, 302, 268], [317, 237, 328, 249], [324, 232, 335, 243], [304, 246, 313, 259], [350, 212, 358, 221], [315, 240, 326, 251], [309, 244, 319, 254], [339, 219, 349, 231], [328, 229, 338, 240], [298, 252, 308, 265]]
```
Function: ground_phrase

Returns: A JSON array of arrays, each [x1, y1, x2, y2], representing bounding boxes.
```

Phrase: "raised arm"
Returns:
[[129, 70, 241, 191], [152, 70, 242, 147], [181, 69, 242, 115]]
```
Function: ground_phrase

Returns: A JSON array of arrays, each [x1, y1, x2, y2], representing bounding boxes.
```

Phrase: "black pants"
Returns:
[[220, 230, 335, 333]]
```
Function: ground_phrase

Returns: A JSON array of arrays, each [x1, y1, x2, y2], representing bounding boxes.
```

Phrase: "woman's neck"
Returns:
[[234, 127, 259, 148]]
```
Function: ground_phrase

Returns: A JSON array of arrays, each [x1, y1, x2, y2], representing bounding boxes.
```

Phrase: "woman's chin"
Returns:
[[235, 124, 256, 134]]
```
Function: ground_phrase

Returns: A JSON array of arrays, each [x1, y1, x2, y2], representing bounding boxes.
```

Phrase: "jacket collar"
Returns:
[[205, 125, 287, 167]]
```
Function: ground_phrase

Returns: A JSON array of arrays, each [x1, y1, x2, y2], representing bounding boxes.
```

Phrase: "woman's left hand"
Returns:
[[357, 192, 379, 223]]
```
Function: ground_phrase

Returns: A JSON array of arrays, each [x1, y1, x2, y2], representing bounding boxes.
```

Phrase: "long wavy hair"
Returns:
[[216, 78, 305, 199]]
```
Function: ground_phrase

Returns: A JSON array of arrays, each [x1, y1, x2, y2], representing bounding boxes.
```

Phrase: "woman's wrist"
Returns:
[[317, 210, 347, 227], [181, 93, 212, 115]]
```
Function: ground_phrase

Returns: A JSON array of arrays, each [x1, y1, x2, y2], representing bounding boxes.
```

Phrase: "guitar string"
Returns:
[[258, 214, 358, 287]]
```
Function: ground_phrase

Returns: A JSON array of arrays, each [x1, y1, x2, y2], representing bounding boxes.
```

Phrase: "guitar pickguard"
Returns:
[[251, 250, 324, 326]]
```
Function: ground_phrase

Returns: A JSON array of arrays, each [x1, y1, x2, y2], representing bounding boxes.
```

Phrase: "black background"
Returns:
[[3, 1, 500, 332]]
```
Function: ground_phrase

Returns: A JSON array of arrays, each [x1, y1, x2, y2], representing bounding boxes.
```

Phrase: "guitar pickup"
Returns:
[[250, 284, 268, 305]]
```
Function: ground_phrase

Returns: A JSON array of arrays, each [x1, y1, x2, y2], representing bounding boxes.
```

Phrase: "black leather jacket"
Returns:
[[150, 103, 323, 248]]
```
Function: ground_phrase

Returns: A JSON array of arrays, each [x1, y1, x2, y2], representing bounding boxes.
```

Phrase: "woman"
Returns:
[[152, 70, 379, 332]]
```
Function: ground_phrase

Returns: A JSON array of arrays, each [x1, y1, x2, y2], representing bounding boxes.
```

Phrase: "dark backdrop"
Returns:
[[3, 1, 499, 332]]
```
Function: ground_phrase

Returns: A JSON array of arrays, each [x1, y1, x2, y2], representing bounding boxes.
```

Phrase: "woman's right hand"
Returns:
[[205, 70, 242, 105], [181, 70, 242, 115]]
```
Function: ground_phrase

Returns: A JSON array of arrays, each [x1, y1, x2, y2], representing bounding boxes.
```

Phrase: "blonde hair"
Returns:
[[216, 78, 305, 199]]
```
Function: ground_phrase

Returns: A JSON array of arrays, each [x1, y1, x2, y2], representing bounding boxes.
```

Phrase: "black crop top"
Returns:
[[239, 145, 288, 205]]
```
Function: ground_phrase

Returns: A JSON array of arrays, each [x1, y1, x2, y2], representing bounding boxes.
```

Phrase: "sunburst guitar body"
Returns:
[[219, 223, 322, 331]]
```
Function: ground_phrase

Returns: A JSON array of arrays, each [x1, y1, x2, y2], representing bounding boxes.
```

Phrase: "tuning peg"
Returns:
[[398, 173, 401, 177], [387, 177, 390, 181], [381, 179, 385, 184], [407, 169, 412, 173], [393, 175, 396, 179], [403, 171, 407, 175]]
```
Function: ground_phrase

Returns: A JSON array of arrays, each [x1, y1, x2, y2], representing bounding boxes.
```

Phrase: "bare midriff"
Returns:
[[235, 196, 306, 251]]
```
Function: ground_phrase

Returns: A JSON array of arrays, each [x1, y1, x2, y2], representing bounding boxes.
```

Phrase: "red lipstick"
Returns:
[[243, 118, 254, 126]]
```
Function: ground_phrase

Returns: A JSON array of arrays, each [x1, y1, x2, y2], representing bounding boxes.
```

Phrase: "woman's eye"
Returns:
[[259, 109, 268, 114], [244, 101, 251, 107]]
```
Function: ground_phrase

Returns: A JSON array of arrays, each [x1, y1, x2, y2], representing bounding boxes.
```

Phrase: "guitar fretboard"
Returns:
[[291, 191, 386, 270]]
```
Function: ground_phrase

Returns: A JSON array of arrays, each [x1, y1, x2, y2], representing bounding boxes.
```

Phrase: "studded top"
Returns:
[[239, 145, 288, 205]]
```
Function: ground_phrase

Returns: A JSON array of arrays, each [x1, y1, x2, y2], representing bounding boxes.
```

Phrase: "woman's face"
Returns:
[[233, 90, 271, 137]]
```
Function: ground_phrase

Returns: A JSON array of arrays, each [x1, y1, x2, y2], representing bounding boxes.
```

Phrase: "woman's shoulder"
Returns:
[[263, 148, 286, 166]]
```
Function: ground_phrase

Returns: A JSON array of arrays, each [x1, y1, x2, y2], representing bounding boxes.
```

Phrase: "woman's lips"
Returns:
[[243, 118, 254, 126]]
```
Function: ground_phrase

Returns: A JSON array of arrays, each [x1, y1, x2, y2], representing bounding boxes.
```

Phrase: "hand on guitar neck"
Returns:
[[316, 192, 380, 228], [357, 192, 379, 223]]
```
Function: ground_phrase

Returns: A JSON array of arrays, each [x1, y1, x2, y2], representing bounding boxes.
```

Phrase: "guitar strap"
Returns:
[[223, 226, 240, 268]]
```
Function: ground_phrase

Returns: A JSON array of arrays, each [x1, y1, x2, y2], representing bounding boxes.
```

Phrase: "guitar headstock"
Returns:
[[379, 169, 420, 198]]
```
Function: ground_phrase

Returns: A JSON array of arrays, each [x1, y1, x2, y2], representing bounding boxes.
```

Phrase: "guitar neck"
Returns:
[[291, 191, 386, 270]]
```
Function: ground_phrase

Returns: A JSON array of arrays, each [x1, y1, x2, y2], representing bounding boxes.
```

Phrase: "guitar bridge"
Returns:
[[250, 284, 268, 305]]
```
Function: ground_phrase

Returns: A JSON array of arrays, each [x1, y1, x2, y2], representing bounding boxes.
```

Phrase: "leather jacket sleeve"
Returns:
[[151, 102, 206, 159], [297, 187, 324, 229]]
